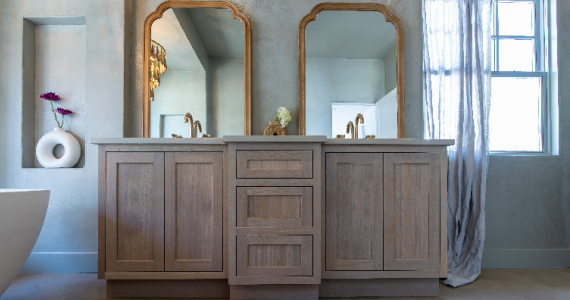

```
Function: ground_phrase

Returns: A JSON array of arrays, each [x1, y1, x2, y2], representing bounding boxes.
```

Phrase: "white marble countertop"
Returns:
[[91, 136, 454, 146]]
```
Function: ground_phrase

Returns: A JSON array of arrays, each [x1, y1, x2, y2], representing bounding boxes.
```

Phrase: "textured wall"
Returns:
[[125, 0, 425, 138], [0, 0, 124, 271]]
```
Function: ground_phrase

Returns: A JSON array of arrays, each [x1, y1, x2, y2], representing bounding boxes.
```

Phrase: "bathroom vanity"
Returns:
[[94, 136, 453, 299]]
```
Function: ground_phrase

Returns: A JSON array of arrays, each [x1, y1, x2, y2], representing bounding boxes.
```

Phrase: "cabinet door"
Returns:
[[325, 153, 383, 271], [384, 153, 440, 271], [106, 152, 165, 272], [164, 152, 223, 272]]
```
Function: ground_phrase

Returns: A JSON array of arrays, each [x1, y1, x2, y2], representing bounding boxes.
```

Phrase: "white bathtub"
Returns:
[[0, 189, 50, 296]]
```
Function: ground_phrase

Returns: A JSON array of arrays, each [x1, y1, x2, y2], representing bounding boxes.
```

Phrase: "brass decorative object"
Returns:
[[263, 121, 288, 136], [150, 40, 167, 101]]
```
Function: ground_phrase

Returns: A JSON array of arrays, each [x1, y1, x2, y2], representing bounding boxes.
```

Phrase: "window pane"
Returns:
[[490, 77, 542, 152], [498, 0, 535, 36], [498, 38, 535, 71], [492, 38, 497, 71]]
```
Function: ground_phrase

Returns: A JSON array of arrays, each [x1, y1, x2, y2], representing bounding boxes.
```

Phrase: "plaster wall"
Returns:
[[384, 46, 397, 92], [207, 58, 245, 137], [0, 0, 124, 272], [151, 71, 207, 137]]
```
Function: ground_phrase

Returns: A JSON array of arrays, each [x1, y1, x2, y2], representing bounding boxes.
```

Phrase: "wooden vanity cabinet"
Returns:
[[323, 145, 447, 281], [99, 144, 226, 279]]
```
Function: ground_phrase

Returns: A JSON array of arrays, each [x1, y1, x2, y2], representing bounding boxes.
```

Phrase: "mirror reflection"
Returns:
[[149, 7, 246, 138], [304, 9, 399, 138]]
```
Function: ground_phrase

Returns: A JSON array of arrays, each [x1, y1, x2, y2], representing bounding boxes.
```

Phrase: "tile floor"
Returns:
[[1, 268, 569, 300]]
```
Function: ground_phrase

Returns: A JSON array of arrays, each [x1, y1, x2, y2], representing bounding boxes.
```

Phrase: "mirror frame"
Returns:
[[142, 0, 252, 137], [298, 3, 405, 138]]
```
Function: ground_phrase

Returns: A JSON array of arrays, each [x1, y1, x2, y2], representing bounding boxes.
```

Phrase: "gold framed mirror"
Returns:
[[298, 3, 405, 138], [142, 1, 251, 138]]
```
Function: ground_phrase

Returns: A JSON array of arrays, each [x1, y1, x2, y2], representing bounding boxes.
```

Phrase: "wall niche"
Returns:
[[22, 17, 87, 168]]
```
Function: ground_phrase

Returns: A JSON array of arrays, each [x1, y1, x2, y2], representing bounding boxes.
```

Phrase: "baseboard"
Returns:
[[20, 252, 97, 273], [482, 249, 570, 268]]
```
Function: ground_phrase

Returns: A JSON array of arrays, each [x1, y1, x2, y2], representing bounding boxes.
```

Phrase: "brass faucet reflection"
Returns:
[[354, 113, 364, 139], [184, 112, 202, 138], [346, 121, 355, 139], [193, 120, 202, 137]]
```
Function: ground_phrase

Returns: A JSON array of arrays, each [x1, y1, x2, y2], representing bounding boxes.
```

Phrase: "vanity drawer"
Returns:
[[236, 235, 312, 276], [236, 150, 312, 179], [237, 187, 312, 228]]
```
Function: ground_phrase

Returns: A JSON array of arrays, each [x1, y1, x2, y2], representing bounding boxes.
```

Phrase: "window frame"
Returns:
[[490, 0, 553, 155]]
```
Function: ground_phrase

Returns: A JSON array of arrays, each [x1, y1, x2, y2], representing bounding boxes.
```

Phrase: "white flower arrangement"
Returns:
[[275, 106, 291, 128]]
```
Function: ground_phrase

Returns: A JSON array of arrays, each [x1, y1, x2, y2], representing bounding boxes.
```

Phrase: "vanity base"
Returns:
[[230, 284, 319, 300], [106, 279, 229, 298], [320, 278, 439, 297]]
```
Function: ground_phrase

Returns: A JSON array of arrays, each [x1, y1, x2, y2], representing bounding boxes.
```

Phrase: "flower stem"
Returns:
[[49, 100, 62, 128]]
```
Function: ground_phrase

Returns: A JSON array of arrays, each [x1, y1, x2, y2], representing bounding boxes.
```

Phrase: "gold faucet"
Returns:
[[184, 113, 202, 138], [354, 113, 364, 139], [193, 120, 202, 138], [346, 121, 355, 139]]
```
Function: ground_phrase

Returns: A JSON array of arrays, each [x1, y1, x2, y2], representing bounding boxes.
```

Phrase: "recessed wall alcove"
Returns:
[[22, 16, 87, 168]]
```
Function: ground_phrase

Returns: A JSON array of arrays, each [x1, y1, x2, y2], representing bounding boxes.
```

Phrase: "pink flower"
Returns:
[[56, 107, 73, 115], [40, 92, 61, 101]]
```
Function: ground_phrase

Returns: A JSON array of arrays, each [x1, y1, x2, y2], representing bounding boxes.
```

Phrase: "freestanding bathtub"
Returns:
[[0, 189, 50, 296]]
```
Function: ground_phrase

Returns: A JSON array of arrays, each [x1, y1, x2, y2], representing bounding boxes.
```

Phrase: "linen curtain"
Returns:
[[423, 0, 492, 287]]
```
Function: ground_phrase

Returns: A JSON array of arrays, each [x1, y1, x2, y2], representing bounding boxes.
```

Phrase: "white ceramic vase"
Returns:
[[36, 127, 81, 168]]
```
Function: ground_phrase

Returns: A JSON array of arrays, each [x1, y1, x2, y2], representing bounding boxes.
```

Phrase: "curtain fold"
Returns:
[[423, 0, 492, 288]]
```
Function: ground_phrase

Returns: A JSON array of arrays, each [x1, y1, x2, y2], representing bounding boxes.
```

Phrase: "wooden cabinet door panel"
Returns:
[[384, 153, 440, 271], [236, 235, 312, 276], [106, 152, 165, 272], [164, 152, 223, 272], [325, 153, 383, 271], [237, 186, 312, 228], [236, 150, 312, 179]]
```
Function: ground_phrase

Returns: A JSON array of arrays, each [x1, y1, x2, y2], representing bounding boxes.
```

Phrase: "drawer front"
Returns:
[[236, 150, 312, 179], [236, 235, 312, 276], [237, 187, 312, 228]]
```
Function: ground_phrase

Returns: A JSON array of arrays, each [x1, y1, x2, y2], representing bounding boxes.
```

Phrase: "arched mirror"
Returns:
[[143, 1, 251, 138], [299, 3, 405, 138]]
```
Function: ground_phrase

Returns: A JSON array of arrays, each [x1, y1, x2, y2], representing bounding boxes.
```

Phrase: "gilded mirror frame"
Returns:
[[298, 3, 405, 138], [142, 0, 251, 137]]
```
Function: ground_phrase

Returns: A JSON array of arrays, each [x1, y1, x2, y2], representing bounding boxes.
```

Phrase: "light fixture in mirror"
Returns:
[[142, 1, 251, 138], [299, 3, 405, 138]]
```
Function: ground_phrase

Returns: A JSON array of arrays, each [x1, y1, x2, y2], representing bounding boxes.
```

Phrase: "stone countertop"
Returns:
[[90, 137, 225, 145], [91, 136, 454, 146], [324, 138, 455, 146]]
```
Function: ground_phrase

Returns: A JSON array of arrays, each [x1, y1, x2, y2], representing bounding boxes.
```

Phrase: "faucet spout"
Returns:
[[346, 121, 355, 139], [354, 113, 364, 139], [184, 113, 195, 137], [193, 120, 202, 138]]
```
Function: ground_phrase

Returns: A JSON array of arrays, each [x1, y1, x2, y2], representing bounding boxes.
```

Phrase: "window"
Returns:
[[490, 0, 555, 153]]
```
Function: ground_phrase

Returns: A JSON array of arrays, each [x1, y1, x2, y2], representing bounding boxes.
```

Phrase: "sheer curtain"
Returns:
[[423, 0, 492, 287]]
